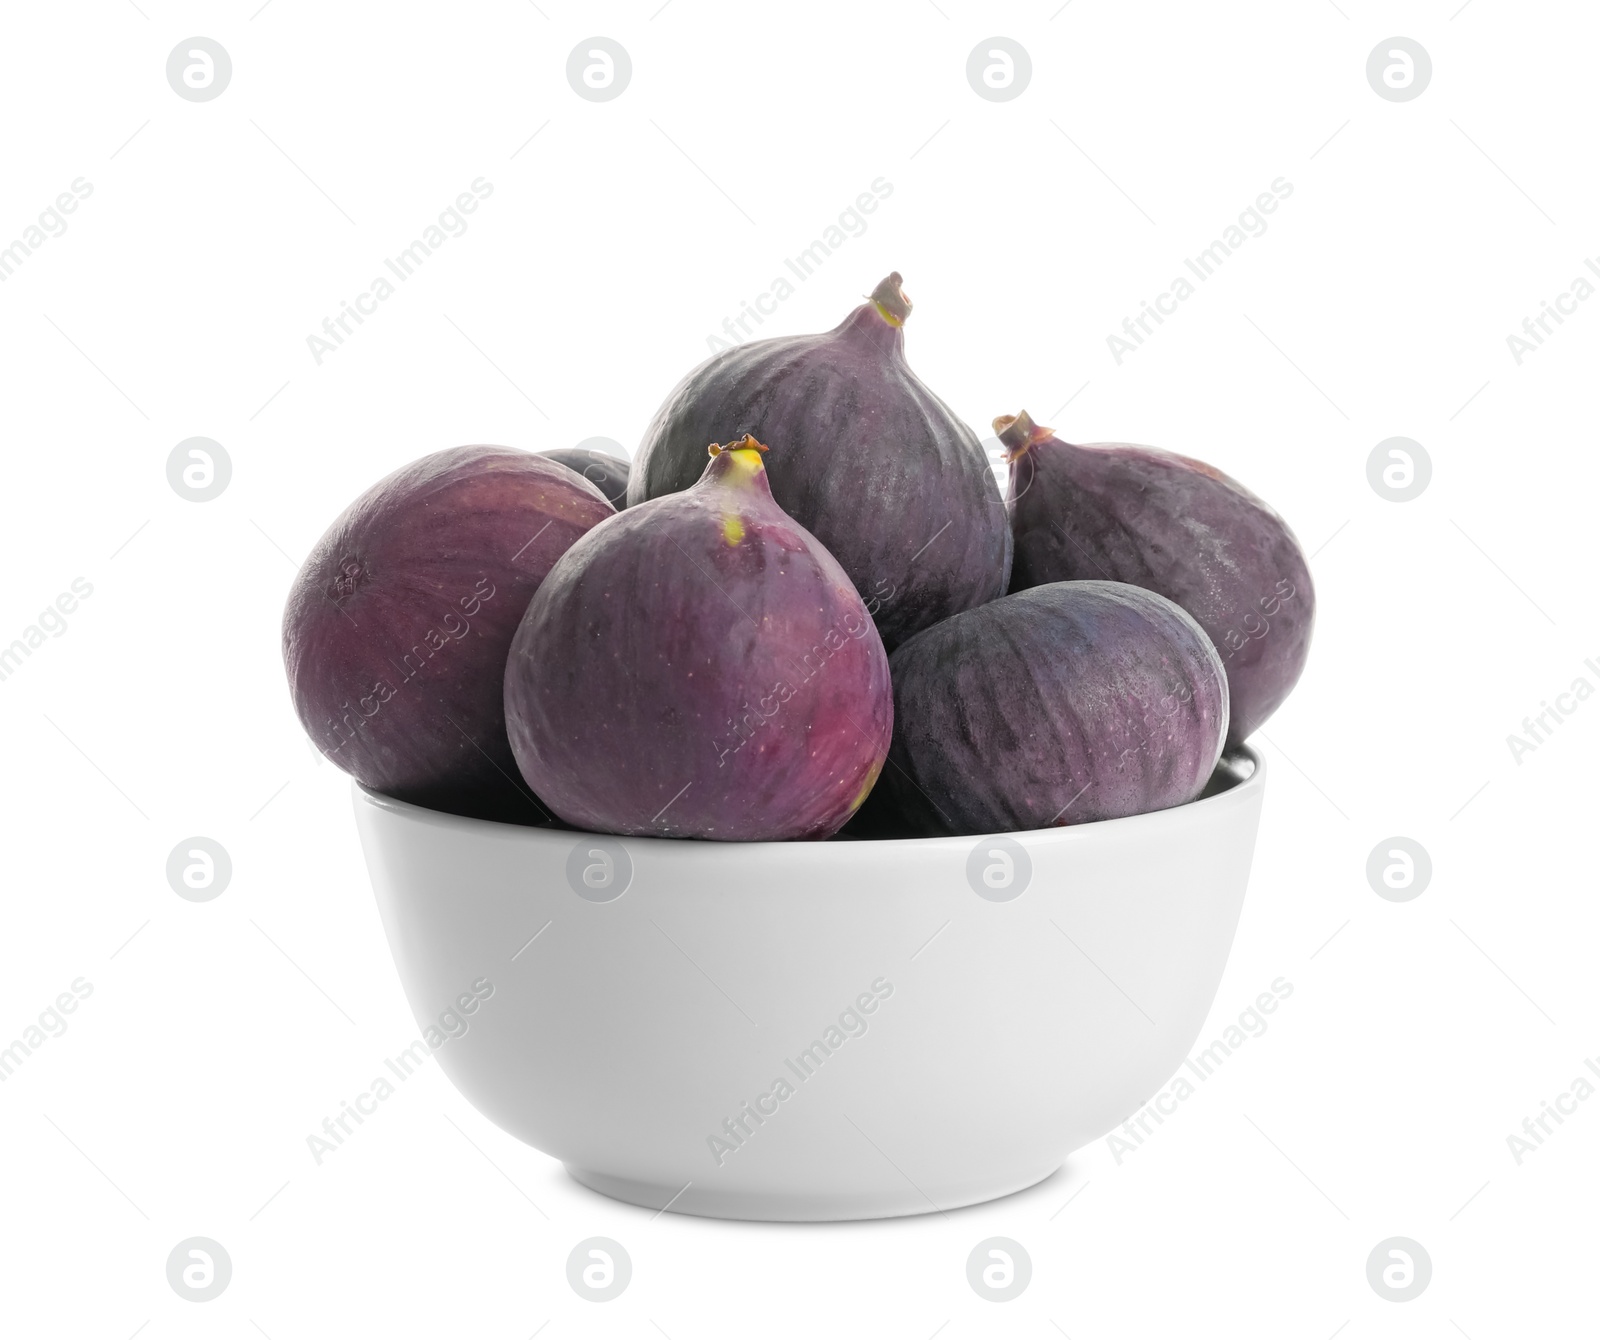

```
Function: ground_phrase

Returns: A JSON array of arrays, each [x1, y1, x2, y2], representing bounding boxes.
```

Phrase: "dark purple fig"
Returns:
[[1000, 411, 1313, 747], [628, 273, 1010, 651], [540, 445, 630, 508], [506, 436, 892, 841], [860, 581, 1227, 837], [282, 446, 614, 822]]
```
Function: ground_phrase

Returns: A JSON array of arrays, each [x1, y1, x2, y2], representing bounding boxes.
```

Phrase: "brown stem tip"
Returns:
[[993, 410, 1050, 460], [869, 272, 912, 326], [707, 434, 771, 457]]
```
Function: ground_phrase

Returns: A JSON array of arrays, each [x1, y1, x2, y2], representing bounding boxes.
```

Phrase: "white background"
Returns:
[[2, 1, 1595, 1335]]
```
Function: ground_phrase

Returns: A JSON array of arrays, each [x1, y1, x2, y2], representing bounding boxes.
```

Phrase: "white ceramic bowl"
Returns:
[[352, 747, 1264, 1221]]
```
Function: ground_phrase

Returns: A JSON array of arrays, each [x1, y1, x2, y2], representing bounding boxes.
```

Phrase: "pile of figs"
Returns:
[[282, 273, 1313, 842]]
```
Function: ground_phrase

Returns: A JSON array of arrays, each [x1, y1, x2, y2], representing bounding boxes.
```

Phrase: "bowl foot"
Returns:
[[563, 1161, 1064, 1223]]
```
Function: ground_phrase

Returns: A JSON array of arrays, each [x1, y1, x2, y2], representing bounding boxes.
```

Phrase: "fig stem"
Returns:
[[708, 434, 770, 457], [993, 410, 1051, 461], [868, 272, 912, 326]]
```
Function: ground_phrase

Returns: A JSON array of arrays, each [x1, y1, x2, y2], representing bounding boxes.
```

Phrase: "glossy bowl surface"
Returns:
[[352, 748, 1265, 1220]]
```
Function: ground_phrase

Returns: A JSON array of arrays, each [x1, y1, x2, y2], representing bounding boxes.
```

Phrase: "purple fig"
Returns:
[[540, 446, 630, 508], [1000, 411, 1313, 747], [628, 273, 1011, 651], [506, 436, 893, 841], [860, 581, 1228, 837], [282, 446, 614, 822]]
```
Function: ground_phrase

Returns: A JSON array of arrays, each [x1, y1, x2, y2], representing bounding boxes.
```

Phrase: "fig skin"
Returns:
[[282, 446, 614, 823], [506, 438, 893, 841], [860, 581, 1228, 838], [1001, 411, 1313, 747], [540, 446, 630, 508], [628, 273, 1011, 651]]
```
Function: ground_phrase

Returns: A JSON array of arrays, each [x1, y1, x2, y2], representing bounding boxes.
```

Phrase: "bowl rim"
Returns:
[[352, 743, 1264, 852]]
